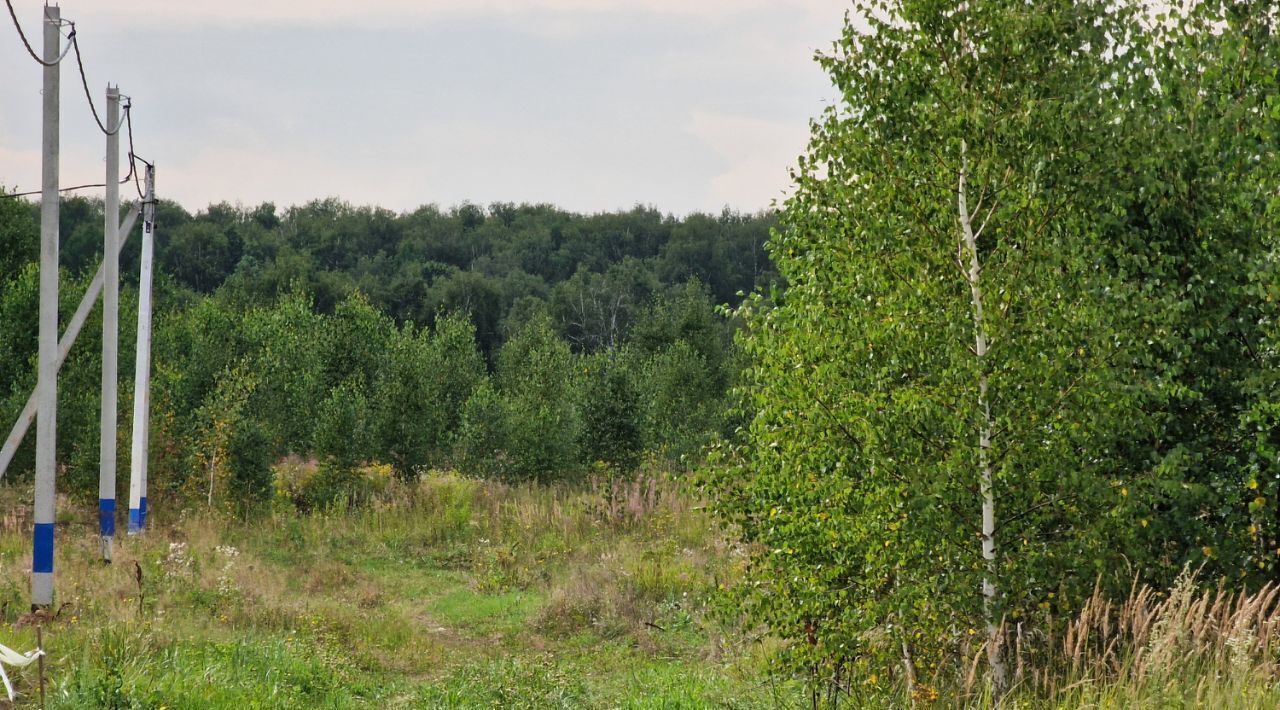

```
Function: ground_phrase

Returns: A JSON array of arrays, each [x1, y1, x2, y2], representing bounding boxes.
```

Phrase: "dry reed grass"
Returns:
[[1000, 567, 1280, 701]]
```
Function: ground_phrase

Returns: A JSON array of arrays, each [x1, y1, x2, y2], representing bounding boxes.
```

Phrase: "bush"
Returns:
[[454, 380, 509, 479], [313, 379, 374, 469], [456, 315, 583, 482], [578, 355, 643, 472], [639, 341, 722, 465], [226, 418, 273, 507], [275, 457, 391, 512]]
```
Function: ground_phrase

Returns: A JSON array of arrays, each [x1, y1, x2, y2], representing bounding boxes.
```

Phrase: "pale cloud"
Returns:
[[686, 110, 808, 210], [61, 0, 843, 29], [2, 2, 846, 213]]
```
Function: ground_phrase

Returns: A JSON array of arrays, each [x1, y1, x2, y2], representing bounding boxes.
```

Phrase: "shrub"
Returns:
[[226, 418, 273, 507], [455, 380, 509, 479], [578, 355, 643, 473], [273, 456, 391, 512], [457, 314, 583, 482], [313, 379, 374, 469]]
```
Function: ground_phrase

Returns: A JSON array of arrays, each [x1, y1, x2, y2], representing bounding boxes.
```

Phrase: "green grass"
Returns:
[[0, 473, 771, 708], [4, 475, 1276, 708], [428, 588, 542, 636]]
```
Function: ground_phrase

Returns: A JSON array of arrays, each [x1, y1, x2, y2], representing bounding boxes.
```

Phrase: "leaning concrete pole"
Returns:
[[0, 205, 139, 482], [33, 3, 62, 608], [99, 86, 121, 562], [128, 165, 155, 534]]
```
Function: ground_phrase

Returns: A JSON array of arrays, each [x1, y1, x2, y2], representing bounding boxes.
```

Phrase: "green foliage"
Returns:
[[1103, 0, 1280, 584], [550, 258, 658, 352], [314, 379, 374, 470], [0, 188, 36, 280], [456, 315, 585, 481], [640, 341, 724, 465], [244, 289, 327, 454], [630, 278, 728, 376], [226, 418, 273, 508], [373, 312, 484, 479], [0, 189, 752, 501], [497, 315, 584, 481], [700, 0, 1268, 698], [455, 380, 511, 480], [578, 353, 644, 472]]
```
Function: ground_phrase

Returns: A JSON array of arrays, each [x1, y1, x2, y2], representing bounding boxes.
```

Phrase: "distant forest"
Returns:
[[16, 197, 777, 354], [0, 194, 778, 502]]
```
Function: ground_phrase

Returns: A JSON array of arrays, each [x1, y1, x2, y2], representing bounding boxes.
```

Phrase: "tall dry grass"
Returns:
[[979, 568, 1280, 705]]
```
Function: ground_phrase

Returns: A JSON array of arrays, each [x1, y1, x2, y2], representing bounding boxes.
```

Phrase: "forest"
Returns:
[[1, 0, 1279, 707], [0, 196, 773, 500]]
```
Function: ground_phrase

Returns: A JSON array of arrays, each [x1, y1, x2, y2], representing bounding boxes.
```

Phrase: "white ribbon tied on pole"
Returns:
[[0, 642, 44, 701]]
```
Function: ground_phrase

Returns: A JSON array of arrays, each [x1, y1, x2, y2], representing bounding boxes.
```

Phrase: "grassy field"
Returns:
[[0, 473, 796, 708], [2, 473, 1280, 708]]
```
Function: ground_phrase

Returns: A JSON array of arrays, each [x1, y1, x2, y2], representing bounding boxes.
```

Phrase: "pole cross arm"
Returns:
[[0, 204, 142, 480]]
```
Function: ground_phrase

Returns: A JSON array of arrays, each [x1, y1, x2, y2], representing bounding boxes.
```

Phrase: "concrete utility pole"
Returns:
[[99, 86, 121, 562], [0, 205, 140, 482], [128, 164, 155, 534], [33, 3, 62, 608]]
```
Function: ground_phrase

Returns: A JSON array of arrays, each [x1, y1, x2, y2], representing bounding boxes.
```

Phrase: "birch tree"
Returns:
[[705, 0, 1155, 699]]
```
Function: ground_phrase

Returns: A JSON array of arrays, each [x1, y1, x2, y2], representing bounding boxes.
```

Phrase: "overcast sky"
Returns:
[[0, 1, 848, 216]]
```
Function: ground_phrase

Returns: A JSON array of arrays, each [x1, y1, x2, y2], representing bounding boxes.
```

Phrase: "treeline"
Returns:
[[17, 197, 774, 355], [0, 195, 768, 505]]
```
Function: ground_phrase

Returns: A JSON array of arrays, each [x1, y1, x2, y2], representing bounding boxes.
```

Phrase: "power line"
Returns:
[[121, 119, 137, 185], [0, 157, 141, 200], [69, 27, 122, 136], [8, 3, 125, 138], [2, 183, 112, 199], [126, 105, 149, 200], [2, 3, 154, 201], [3, 0, 70, 67]]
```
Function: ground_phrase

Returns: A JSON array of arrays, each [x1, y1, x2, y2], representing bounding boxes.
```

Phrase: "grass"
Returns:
[[0, 472, 778, 708], [2, 474, 1279, 707]]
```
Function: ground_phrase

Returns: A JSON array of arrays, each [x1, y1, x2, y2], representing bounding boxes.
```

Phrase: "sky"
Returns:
[[0, 1, 849, 216]]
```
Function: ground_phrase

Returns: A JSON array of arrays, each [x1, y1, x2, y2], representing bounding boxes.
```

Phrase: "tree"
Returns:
[[638, 340, 723, 466], [243, 290, 327, 454], [162, 222, 240, 293], [550, 259, 657, 352], [0, 190, 36, 281], [630, 278, 729, 384], [1103, 1, 1280, 586], [314, 378, 374, 470], [578, 351, 644, 472], [426, 270, 504, 357], [322, 293, 394, 393], [373, 313, 484, 478], [225, 409, 273, 509], [457, 313, 583, 482], [705, 0, 1157, 698]]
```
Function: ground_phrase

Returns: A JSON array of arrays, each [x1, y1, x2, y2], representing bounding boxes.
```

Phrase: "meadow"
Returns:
[[0, 472, 793, 708], [1, 471, 1278, 707]]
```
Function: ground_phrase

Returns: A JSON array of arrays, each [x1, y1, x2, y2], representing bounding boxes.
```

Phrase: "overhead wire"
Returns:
[[0, 172, 140, 201], [2, 183, 113, 199], [69, 24, 122, 136], [3, 3, 153, 201], [2, 99, 143, 201], [125, 104, 151, 201], [3, 0, 70, 66]]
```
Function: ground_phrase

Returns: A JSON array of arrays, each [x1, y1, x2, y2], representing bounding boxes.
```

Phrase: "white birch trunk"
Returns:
[[958, 139, 1006, 696]]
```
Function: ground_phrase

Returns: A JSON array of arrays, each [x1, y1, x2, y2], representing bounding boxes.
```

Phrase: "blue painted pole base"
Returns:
[[32, 522, 54, 605], [33, 523, 54, 573], [99, 498, 116, 537]]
